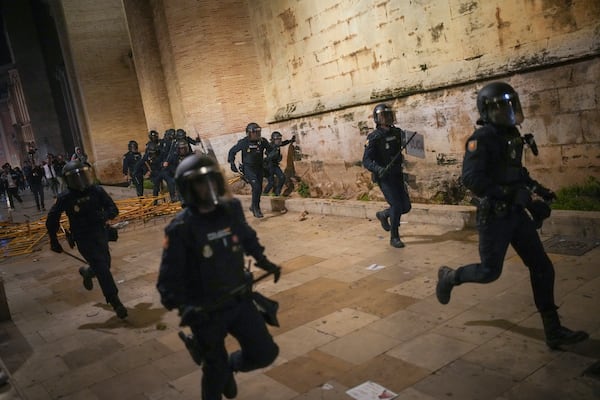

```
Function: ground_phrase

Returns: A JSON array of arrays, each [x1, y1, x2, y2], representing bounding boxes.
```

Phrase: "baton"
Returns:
[[61, 249, 88, 264]]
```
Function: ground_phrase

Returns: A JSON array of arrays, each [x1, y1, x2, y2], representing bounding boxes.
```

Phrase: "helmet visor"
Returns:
[[184, 166, 222, 206], [64, 165, 93, 191], [375, 108, 396, 126], [248, 127, 261, 141], [486, 92, 524, 126]]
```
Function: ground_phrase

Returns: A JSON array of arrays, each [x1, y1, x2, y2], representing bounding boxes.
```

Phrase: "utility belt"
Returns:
[[475, 197, 509, 226]]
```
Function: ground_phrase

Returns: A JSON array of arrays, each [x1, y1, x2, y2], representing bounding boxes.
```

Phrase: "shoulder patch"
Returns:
[[467, 139, 478, 152]]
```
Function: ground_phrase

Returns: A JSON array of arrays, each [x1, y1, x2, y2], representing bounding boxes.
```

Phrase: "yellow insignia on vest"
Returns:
[[202, 244, 213, 258], [364, 139, 369, 147], [467, 139, 478, 152]]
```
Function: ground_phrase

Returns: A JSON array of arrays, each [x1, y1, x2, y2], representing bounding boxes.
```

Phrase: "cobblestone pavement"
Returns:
[[0, 188, 598, 399]]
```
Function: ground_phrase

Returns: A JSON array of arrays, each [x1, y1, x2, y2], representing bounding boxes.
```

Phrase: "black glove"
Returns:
[[179, 305, 206, 327], [50, 236, 63, 253], [376, 165, 389, 179], [230, 163, 238, 173], [534, 185, 557, 202], [255, 257, 281, 283], [513, 187, 532, 210]]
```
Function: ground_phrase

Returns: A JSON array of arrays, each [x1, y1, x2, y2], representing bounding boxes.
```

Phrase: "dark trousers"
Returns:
[[244, 167, 263, 210], [263, 165, 285, 196], [191, 298, 278, 400], [75, 231, 119, 303], [152, 171, 176, 201], [378, 173, 410, 238], [6, 187, 23, 208], [454, 208, 556, 312], [132, 175, 144, 197], [30, 184, 45, 210]]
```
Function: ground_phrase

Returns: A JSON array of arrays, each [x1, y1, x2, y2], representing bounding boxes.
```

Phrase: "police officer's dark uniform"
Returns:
[[136, 141, 164, 199], [436, 82, 588, 349], [157, 154, 281, 400], [362, 103, 412, 248], [122, 140, 144, 196], [27, 163, 45, 211], [263, 131, 295, 196], [174, 128, 200, 156], [46, 161, 127, 319], [227, 123, 272, 218]]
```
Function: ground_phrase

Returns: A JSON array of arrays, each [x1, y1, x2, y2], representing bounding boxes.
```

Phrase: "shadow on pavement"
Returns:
[[0, 320, 32, 374], [78, 302, 167, 331]]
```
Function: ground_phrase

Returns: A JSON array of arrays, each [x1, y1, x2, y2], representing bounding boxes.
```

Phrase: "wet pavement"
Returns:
[[0, 187, 599, 399]]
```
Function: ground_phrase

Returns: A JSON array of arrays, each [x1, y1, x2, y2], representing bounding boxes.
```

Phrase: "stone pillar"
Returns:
[[57, 0, 148, 183], [122, 0, 174, 135]]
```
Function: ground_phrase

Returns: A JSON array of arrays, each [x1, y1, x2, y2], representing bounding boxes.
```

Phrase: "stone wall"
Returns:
[[56, 0, 599, 193], [59, 0, 148, 182]]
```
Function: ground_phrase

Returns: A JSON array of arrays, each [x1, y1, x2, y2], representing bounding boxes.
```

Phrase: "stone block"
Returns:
[[558, 83, 597, 112]]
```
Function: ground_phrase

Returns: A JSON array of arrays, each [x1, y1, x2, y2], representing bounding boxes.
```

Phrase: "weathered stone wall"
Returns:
[[122, 0, 174, 134], [243, 0, 600, 200], [59, 0, 148, 182], [57, 0, 599, 194], [147, 0, 267, 137]]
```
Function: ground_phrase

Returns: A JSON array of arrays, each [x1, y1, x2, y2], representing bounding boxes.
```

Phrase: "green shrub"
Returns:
[[297, 181, 310, 198], [552, 177, 600, 211], [143, 179, 154, 190]]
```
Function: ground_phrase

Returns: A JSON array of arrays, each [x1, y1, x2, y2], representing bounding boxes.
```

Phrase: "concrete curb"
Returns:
[[101, 186, 600, 237]]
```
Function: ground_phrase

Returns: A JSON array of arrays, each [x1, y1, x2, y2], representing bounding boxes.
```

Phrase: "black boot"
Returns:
[[223, 355, 238, 399], [79, 266, 94, 291], [108, 296, 128, 319], [436, 266, 456, 305], [376, 211, 391, 232], [252, 206, 264, 218], [390, 237, 405, 248], [540, 309, 589, 349]]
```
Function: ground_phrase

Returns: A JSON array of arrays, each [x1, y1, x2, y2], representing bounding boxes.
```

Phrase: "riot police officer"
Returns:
[[157, 154, 281, 400], [435, 82, 588, 349], [123, 140, 144, 196], [263, 131, 295, 196], [46, 161, 127, 319], [362, 103, 412, 248], [227, 123, 273, 218], [136, 141, 167, 200]]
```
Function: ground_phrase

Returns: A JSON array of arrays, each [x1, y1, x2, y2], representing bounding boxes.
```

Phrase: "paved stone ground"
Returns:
[[0, 188, 599, 399]]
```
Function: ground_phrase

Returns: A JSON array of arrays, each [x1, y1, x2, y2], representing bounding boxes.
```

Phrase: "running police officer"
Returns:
[[363, 103, 412, 248], [263, 131, 295, 196], [157, 154, 281, 399], [46, 161, 127, 319], [435, 82, 588, 349], [123, 140, 144, 196], [227, 123, 272, 218]]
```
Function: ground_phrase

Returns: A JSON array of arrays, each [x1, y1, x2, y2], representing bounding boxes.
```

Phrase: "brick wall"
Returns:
[[60, 0, 148, 182], [151, 0, 267, 137]]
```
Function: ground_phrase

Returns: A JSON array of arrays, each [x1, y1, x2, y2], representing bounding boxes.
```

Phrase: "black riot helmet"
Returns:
[[148, 130, 159, 143], [175, 154, 226, 208], [246, 122, 261, 141], [373, 103, 396, 127], [63, 160, 94, 192], [271, 131, 282, 145], [164, 129, 175, 141], [175, 129, 186, 140], [477, 82, 524, 127], [175, 139, 190, 157], [128, 140, 138, 152]]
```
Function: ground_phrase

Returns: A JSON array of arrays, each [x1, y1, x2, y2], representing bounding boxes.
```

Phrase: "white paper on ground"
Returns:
[[346, 381, 397, 400]]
